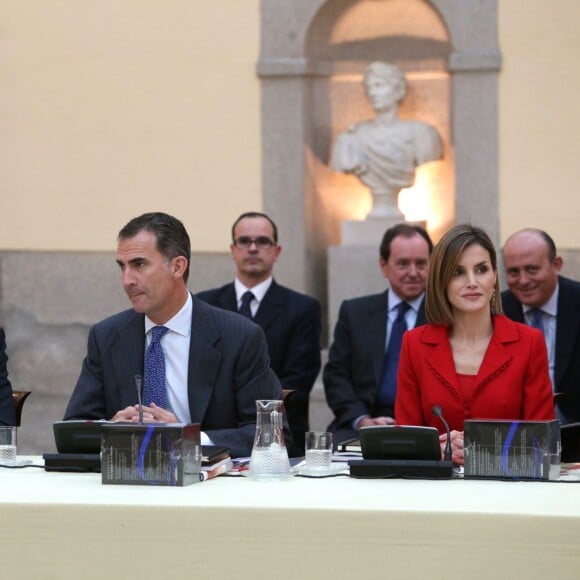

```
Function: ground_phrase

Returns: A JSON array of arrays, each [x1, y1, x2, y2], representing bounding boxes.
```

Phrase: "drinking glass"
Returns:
[[0, 426, 17, 466], [305, 431, 333, 471]]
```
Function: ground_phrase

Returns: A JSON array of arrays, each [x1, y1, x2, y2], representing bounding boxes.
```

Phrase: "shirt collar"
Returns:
[[144, 292, 192, 337], [522, 282, 559, 317], [388, 290, 424, 313], [234, 276, 273, 304]]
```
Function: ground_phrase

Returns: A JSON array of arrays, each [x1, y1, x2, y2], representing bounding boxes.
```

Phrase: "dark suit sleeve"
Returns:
[[64, 325, 110, 420], [323, 301, 373, 428], [204, 323, 282, 457], [0, 328, 16, 426], [276, 298, 321, 395]]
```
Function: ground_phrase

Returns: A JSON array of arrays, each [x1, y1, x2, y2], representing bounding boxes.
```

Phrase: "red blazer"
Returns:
[[395, 315, 555, 433]]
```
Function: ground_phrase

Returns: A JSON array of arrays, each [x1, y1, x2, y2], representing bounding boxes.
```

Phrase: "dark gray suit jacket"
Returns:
[[197, 280, 321, 455], [502, 275, 580, 423], [0, 328, 15, 426], [64, 295, 281, 457], [323, 291, 427, 433]]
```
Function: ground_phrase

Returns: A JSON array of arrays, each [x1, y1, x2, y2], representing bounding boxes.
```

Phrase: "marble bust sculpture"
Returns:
[[331, 61, 442, 220]]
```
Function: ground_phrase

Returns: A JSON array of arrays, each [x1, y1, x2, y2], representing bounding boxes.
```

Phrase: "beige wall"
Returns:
[[1, 1, 580, 252], [0, 0, 261, 252], [499, 1, 580, 247]]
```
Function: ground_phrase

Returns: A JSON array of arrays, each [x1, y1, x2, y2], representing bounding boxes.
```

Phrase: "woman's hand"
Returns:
[[439, 430, 464, 465]]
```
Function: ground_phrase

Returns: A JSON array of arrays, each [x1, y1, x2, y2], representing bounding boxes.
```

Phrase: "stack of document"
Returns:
[[200, 446, 233, 481]]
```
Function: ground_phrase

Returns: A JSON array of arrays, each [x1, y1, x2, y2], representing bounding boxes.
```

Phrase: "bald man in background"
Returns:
[[502, 228, 580, 423]]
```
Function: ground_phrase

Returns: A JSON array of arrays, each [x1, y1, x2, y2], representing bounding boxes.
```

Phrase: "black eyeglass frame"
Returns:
[[232, 236, 277, 249]]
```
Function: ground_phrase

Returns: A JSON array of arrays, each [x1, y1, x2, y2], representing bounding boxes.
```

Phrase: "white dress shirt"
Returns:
[[523, 284, 559, 390], [234, 276, 273, 317], [144, 293, 212, 444], [384, 291, 423, 349], [353, 291, 425, 429]]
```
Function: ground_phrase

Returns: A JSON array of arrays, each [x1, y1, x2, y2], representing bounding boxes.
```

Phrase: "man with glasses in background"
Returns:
[[324, 223, 433, 446], [198, 212, 321, 456]]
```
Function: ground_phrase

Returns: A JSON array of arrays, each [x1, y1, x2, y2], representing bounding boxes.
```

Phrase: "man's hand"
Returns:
[[439, 430, 464, 464], [111, 403, 178, 423], [144, 403, 178, 423], [111, 405, 141, 422], [358, 416, 395, 429]]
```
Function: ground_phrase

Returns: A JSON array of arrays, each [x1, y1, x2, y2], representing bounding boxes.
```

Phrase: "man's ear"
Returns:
[[172, 256, 188, 279]]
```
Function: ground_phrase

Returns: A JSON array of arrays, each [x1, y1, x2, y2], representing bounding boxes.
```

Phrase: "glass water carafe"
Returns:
[[248, 399, 291, 480]]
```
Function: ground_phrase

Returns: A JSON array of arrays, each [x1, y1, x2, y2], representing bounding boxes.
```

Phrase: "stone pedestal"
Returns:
[[341, 218, 398, 246], [327, 217, 400, 338]]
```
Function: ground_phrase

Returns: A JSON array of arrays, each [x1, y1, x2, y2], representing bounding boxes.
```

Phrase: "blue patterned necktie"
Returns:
[[239, 290, 255, 319], [143, 325, 169, 408], [529, 308, 545, 334], [379, 302, 410, 408]]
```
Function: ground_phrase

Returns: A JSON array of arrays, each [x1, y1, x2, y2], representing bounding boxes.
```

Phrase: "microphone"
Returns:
[[432, 405, 452, 462], [134, 375, 143, 424]]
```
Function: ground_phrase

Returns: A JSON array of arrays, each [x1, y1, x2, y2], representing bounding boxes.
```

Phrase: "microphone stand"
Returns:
[[432, 405, 452, 462], [134, 375, 143, 424]]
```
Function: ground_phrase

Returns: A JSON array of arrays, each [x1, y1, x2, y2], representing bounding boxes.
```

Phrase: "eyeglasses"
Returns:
[[233, 236, 276, 250]]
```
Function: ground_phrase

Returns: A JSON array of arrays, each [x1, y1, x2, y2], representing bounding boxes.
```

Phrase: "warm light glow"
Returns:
[[352, 188, 373, 221], [398, 164, 450, 232], [399, 174, 430, 223]]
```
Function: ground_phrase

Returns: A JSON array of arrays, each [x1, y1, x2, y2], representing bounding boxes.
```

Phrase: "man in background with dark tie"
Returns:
[[64, 212, 281, 457], [324, 223, 433, 446], [197, 212, 321, 456], [502, 228, 580, 423]]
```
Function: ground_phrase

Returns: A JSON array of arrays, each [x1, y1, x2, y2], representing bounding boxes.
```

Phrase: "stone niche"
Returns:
[[258, 0, 501, 337], [306, 0, 454, 333]]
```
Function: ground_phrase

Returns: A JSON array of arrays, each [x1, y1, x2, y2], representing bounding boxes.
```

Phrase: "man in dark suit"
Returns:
[[64, 212, 281, 458], [197, 212, 321, 456], [324, 223, 433, 445], [502, 228, 580, 423], [0, 328, 16, 426]]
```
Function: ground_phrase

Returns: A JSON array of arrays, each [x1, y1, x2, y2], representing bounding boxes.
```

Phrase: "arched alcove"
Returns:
[[305, 0, 453, 247], [258, 0, 501, 330]]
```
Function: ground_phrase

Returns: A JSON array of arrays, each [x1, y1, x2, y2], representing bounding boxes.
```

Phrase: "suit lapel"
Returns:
[[416, 297, 428, 326], [187, 297, 222, 423], [216, 284, 237, 313], [253, 280, 282, 330], [555, 278, 580, 386], [368, 292, 389, 385], [473, 335, 513, 395], [423, 316, 517, 403], [112, 313, 146, 407], [422, 325, 462, 401], [469, 316, 515, 397]]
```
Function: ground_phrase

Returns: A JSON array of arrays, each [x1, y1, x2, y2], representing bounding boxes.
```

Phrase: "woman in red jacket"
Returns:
[[395, 224, 555, 463]]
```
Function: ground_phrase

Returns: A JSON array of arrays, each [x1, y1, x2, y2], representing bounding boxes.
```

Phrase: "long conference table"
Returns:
[[1, 458, 580, 580]]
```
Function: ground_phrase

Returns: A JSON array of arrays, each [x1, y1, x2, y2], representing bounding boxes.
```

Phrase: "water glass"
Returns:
[[0, 426, 17, 466], [305, 431, 333, 471]]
